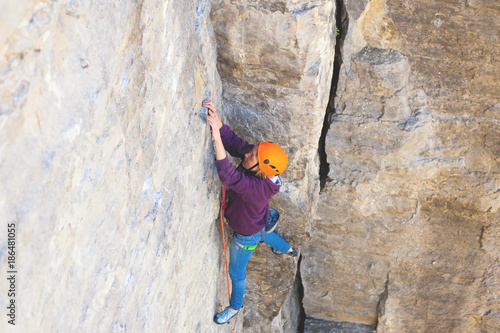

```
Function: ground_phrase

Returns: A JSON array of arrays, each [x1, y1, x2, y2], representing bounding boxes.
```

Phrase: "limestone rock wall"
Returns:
[[0, 0, 229, 332], [302, 0, 500, 331]]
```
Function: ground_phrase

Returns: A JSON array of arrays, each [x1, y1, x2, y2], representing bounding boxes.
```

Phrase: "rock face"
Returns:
[[0, 1, 228, 332], [302, 0, 500, 331]]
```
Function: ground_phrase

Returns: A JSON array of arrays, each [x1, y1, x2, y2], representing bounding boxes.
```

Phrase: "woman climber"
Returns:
[[203, 99, 298, 325]]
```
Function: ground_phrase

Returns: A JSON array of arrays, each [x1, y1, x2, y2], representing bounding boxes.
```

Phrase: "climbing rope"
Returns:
[[220, 185, 235, 332]]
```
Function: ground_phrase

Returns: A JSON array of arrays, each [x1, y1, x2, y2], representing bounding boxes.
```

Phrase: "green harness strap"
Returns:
[[242, 244, 257, 251]]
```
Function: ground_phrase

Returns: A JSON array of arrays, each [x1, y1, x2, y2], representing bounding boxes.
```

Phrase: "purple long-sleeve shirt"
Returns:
[[215, 124, 281, 235]]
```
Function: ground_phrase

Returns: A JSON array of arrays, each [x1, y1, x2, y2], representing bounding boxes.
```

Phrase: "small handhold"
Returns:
[[80, 58, 89, 69], [432, 18, 443, 28]]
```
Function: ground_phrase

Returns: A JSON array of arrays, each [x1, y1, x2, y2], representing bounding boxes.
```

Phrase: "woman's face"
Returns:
[[242, 145, 259, 170]]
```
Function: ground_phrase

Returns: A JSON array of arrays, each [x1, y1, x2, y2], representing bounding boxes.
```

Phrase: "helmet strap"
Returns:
[[237, 161, 260, 177], [249, 162, 259, 170]]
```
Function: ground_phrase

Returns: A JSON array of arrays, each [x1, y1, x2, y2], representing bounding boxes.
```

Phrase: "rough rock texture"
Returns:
[[211, 1, 336, 331], [302, 0, 500, 331], [0, 0, 231, 332], [304, 318, 375, 333]]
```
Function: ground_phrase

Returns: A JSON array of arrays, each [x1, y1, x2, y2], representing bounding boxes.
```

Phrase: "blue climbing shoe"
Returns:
[[265, 208, 280, 233], [213, 306, 238, 325], [272, 247, 298, 257]]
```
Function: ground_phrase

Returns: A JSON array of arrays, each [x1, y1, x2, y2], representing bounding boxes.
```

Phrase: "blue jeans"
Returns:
[[228, 227, 291, 310]]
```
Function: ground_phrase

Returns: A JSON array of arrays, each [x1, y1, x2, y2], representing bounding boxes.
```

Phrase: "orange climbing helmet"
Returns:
[[258, 142, 288, 177]]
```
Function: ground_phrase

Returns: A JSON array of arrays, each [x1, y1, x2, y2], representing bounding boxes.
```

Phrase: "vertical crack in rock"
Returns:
[[296, 254, 306, 333], [479, 226, 485, 250], [375, 273, 390, 330], [319, 0, 348, 192]]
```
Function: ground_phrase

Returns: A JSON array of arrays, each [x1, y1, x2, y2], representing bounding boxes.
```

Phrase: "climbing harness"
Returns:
[[219, 185, 235, 332]]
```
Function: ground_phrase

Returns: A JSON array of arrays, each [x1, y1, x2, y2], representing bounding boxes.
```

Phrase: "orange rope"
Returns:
[[220, 185, 234, 331]]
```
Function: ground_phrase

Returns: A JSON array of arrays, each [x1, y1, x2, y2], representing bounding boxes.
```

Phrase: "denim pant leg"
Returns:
[[263, 231, 292, 253], [228, 232, 262, 310]]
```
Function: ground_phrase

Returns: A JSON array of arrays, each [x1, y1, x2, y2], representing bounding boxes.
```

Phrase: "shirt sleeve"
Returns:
[[220, 124, 254, 158], [215, 156, 257, 197]]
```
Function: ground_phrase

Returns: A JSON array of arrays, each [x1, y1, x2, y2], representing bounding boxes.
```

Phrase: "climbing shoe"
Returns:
[[265, 208, 280, 233], [272, 247, 298, 258], [213, 306, 238, 325]]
